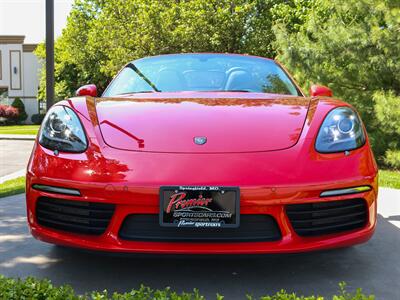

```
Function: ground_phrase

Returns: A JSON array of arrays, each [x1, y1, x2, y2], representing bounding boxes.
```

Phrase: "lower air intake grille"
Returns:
[[286, 198, 367, 237], [119, 214, 281, 242], [36, 197, 115, 235]]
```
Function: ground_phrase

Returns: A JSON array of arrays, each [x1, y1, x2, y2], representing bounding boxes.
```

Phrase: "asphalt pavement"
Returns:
[[0, 140, 34, 178], [0, 189, 399, 299]]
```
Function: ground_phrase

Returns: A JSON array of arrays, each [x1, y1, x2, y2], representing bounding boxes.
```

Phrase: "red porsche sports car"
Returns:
[[26, 53, 378, 254]]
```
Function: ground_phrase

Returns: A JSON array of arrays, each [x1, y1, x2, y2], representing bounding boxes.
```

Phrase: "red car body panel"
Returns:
[[27, 90, 378, 254], [26, 54, 378, 253], [95, 95, 309, 153]]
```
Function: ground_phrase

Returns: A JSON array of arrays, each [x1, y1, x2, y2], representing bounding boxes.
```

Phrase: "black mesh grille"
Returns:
[[286, 198, 367, 237], [36, 197, 115, 235], [119, 214, 281, 242]]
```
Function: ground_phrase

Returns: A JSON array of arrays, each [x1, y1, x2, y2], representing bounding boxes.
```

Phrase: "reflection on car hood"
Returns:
[[95, 93, 310, 153]]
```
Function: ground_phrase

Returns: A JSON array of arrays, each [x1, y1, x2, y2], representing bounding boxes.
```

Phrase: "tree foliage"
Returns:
[[35, 0, 107, 101], [274, 0, 400, 167], [35, 0, 314, 101]]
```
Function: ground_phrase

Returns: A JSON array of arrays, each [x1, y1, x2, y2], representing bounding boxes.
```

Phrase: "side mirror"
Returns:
[[76, 84, 98, 97], [310, 84, 333, 97]]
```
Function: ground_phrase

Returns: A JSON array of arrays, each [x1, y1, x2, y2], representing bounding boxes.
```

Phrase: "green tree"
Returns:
[[274, 0, 400, 167], [11, 97, 27, 124], [75, 0, 287, 79], [35, 0, 107, 102], [35, 0, 314, 101]]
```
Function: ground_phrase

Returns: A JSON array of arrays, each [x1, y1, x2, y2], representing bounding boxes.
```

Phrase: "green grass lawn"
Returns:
[[0, 177, 26, 198], [379, 169, 400, 189], [0, 125, 39, 135]]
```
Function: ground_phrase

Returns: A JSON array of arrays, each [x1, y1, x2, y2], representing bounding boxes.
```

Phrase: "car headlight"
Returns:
[[315, 107, 365, 153], [39, 106, 87, 153]]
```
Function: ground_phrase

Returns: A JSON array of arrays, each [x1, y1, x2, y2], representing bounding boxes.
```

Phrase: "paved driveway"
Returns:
[[0, 140, 34, 178], [0, 189, 399, 299]]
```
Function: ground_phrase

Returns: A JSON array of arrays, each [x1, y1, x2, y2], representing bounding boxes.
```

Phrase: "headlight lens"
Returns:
[[315, 107, 365, 153], [39, 106, 87, 153]]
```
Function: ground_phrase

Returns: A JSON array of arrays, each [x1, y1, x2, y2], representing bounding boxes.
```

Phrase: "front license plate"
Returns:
[[160, 186, 240, 228]]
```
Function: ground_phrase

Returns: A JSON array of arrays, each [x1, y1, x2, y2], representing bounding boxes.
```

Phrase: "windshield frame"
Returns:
[[102, 53, 305, 97]]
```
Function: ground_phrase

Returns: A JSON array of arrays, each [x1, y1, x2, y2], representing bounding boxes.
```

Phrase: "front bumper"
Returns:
[[26, 117, 378, 254], [27, 175, 377, 254]]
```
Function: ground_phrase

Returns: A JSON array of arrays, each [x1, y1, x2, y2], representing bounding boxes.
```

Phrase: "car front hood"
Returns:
[[95, 94, 310, 153]]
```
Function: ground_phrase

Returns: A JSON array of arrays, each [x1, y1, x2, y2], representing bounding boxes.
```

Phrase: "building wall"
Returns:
[[0, 43, 24, 95], [22, 51, 40, 119], [0, 36, 40, 124]]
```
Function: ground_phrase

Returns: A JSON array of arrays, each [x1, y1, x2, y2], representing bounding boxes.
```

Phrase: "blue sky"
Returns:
[[0, 0, 73, 43]]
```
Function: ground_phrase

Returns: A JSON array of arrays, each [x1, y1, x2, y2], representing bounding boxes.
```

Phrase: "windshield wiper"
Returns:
[[222, 89, 252, 92], [127, 63, 161, 92], [118, 91, 157, 95], [205, 89, 252, 93]]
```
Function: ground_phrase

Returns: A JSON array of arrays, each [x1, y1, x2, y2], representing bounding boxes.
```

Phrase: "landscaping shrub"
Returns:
[[0, 104, 19, 124], [11, 97, 28, 124], [31, 113, 46, 125], [0, 276, 374, 300]]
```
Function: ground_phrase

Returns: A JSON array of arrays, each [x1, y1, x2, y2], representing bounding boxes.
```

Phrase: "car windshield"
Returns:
[[103, 54, 302, 96]]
